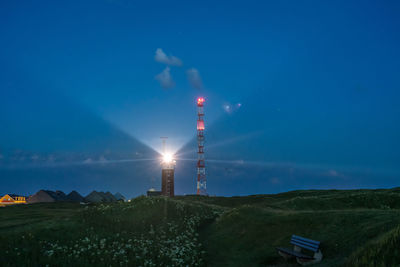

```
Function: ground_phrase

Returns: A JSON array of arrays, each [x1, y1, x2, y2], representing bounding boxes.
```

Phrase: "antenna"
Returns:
[[160, 137, 168, 154], [196, 97, 207, 195]]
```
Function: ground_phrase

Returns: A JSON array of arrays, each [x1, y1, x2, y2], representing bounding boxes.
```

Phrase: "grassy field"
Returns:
[[1, 188, 400, 266]]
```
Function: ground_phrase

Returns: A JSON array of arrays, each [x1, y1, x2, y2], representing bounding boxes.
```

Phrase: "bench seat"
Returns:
[[276, 247, 314, 260]]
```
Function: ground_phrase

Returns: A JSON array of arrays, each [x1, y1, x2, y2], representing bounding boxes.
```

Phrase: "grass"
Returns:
[[1, 188, 400, 266], [0, 202, 82, 236], [202, 207, 400, 266], [345, 225, 400, 266]]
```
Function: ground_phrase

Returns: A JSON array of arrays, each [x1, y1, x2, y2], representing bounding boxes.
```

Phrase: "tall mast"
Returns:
[[196, 97, 206, 195]]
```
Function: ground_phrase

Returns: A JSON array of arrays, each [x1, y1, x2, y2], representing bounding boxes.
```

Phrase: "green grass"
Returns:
[[1, 189, 400, 266], [202, 207, 400, 266], [0, 202, 82, 234], [345, 225, 400, 266]]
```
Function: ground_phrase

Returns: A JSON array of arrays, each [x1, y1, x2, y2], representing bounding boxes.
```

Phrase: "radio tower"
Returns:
[[196, 97, 206, 195]]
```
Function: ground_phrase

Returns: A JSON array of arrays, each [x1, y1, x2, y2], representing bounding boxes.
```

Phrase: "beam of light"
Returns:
[[81, 158, 158, 165], [175, 131, 264, 158], [0, 158, 159, 170], [140, 137, 187, 157], [174, 157, 400, 177], [169, 99, 245, 159]]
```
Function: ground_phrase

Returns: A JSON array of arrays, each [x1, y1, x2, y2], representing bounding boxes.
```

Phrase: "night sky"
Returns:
[[1, 0, 400, 198]]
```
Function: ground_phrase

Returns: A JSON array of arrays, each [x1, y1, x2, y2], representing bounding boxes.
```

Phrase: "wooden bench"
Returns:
[[276, 235, 323, 265]]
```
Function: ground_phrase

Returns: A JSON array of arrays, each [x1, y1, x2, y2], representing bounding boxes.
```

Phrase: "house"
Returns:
[[84, 191, 117, 203], [27, 190, 57, 203], [114, 192, 126, 202], [0, 194, 27, 204], [66, 190, 84, 202]]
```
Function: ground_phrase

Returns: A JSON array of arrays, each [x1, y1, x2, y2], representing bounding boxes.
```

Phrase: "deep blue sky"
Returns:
[[1, 0, 400, 197]]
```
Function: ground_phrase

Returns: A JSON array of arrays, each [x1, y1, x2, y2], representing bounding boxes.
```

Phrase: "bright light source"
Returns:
[[162, 153, 174, 164], [197, 97, 205, 105], [197, 120, 205, 130]]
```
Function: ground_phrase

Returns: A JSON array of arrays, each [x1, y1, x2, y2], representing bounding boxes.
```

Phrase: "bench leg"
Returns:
[[278, 245, 301, 260], [278, 251, 294, 260], [296, 250, 323, 266]]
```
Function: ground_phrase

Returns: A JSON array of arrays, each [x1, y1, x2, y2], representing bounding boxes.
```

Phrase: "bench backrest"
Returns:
[[290, 235, 320, 252]]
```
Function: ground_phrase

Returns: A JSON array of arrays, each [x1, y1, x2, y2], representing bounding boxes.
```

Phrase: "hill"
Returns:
[[1, 188, 400, 266]]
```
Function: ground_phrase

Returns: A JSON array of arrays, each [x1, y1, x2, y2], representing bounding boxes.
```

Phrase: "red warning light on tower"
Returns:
[[197, 97, 205, 106], [197, 121, 205, 130]]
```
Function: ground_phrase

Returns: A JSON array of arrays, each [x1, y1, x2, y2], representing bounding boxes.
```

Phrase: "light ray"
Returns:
[[0, 158, 159, 170], [175, 131, 264, 158], [175, 158, 400, 176]]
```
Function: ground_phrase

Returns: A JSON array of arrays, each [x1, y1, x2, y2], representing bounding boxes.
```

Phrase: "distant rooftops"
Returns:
[[1, 190, 127, 204]]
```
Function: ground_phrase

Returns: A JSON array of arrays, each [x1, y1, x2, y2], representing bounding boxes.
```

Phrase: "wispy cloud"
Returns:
[[154, 48, 182, 66], [324, 169, 346, 178], [155, 67, 175, 89], [83, 158, 93, 164], [269, 177, 281, 184], [186, 68, 203, 89]]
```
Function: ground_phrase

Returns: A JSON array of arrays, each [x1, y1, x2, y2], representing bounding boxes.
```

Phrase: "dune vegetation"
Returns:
[[1, 188, 400, 266]]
